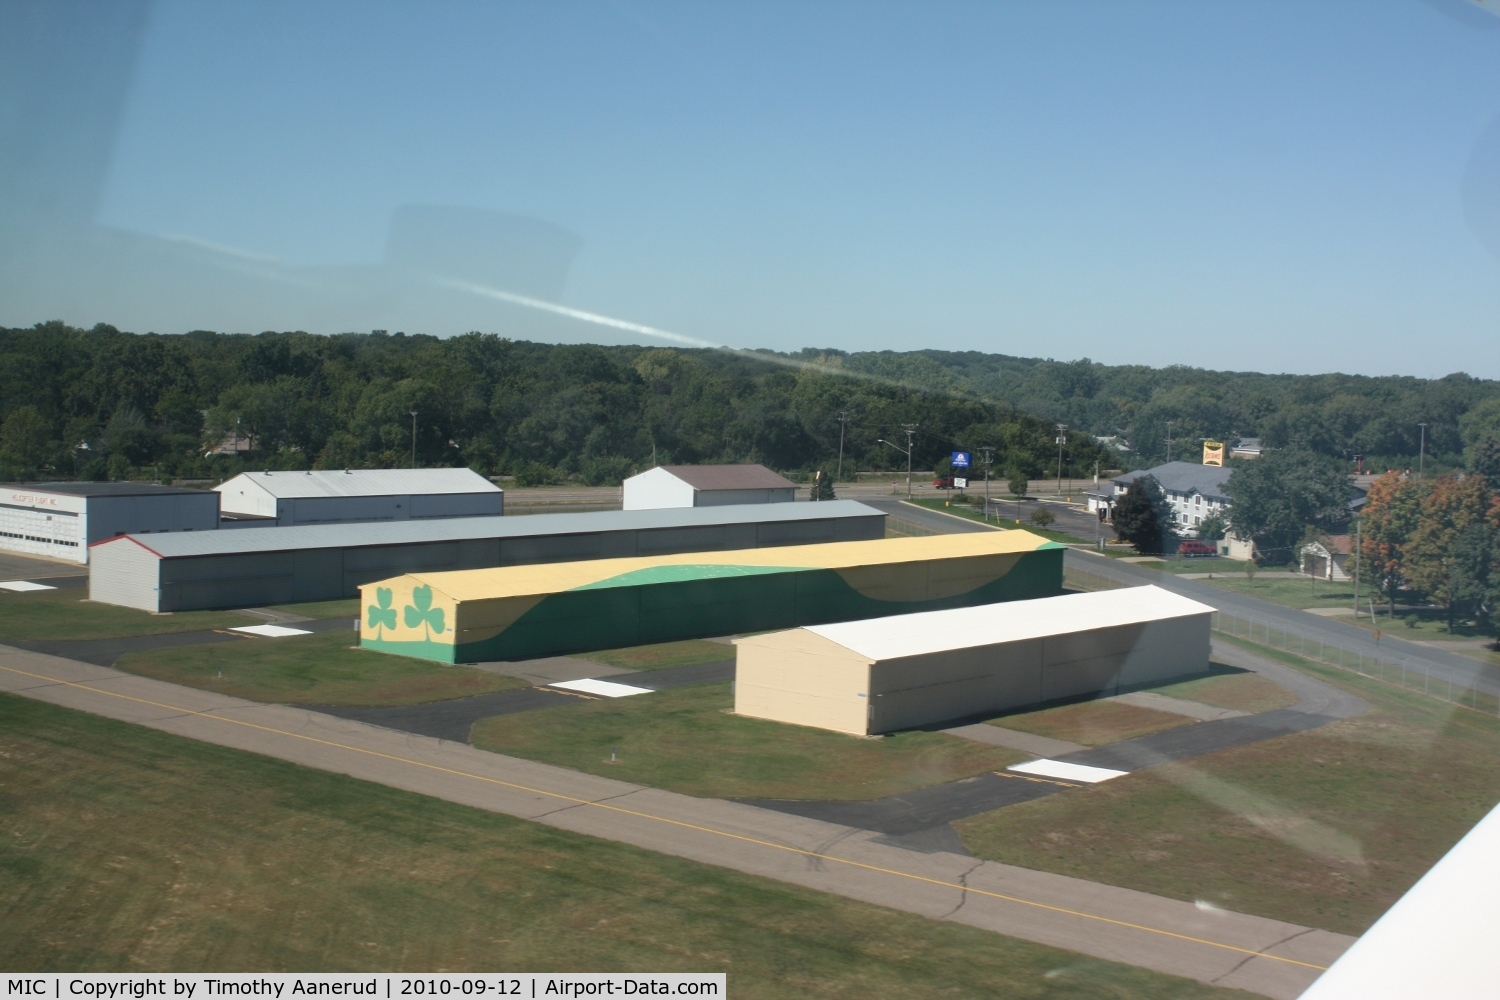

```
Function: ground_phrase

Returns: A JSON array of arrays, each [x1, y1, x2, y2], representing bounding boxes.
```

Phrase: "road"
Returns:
[[0, 646, 1349, 998], [1065, 551, 1500, 698]]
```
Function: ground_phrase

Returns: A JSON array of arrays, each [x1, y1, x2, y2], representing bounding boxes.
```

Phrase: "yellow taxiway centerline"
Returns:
[[0, 661, 1325, 971]]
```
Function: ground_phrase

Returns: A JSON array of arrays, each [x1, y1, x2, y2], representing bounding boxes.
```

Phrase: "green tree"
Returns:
[[1196, 512, 1228, 542], [1469, 435, 1500, 490], [811, 470, 836, 501], [1405, 474, 1494, 632], [513, 460, 561, 487], [103, 405, 160, 467], [1360, 472, 1429, 618], [1223, 449, 1351, 564], [0, 405, 53, 473], [1028, 507, 1056, 529], [1448, 522, 1497, 625], [1113, 476, 1177, 554]]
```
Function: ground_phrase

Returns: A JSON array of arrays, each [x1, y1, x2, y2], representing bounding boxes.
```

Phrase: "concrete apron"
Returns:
[[0, 646, 1349, 999]]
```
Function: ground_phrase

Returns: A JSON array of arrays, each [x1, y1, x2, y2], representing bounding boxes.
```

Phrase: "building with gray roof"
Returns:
[[88, 499, 886, 612], [215, 467, 502, 526], [0, 481, 219, 564], [1088, 461, 1234, 538], [623, 464, 798, 509]]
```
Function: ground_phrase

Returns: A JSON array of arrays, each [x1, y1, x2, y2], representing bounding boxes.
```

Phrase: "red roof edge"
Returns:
[[89, 534, 164, 558]]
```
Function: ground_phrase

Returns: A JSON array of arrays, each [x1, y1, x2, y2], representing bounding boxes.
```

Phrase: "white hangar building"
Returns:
[[89, 499, 885, 612], [215, 468, 503, 527], [734, 586, 1215, 736], [623, 464, 798, 510], [0, 482, 220, 565]]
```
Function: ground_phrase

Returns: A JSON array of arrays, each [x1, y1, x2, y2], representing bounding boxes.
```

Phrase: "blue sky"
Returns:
[[14, 0, 1500, 376]]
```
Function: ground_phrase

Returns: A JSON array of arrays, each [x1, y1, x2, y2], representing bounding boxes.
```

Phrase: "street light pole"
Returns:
[[877, 434, 915, 500], [836, 411, 850, 483], [980, 447, 994, 522], [410, 411, 418, 469], [1417, 422, 1427, 478]]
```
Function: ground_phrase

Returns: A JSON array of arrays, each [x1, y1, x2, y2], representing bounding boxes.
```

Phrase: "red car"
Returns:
[[932, 476, 956, 489], [1178, 540, 1217, 557]]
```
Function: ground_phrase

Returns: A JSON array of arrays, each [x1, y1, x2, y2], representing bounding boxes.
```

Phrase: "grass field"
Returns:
[[0, 588, 258, 641], [266, 598, 361, 619], [1196, 575, 1365, 611], [1153, 557, 1251, 575], [956, 637, 1500, 935], [901, 499, 1097, 545], [471, 682, 1026, 800], [0, 694, 1236, 997], [1147, 669, 1299, 714], [989, 698, 1192, 746], [113, 630, 526, 706], [578, 638, 734, 670]]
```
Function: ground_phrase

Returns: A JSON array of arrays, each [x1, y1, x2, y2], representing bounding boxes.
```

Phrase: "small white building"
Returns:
[[0, 482, 219, 565], [214, 468, 502, 527], [734, 586, 1215, 736], [1300, 536, 1353, 581], [623, 464, 798, 510]]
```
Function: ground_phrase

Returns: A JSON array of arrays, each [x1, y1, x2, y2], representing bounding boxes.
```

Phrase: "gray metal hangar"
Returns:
[[214, 468, 503, 527], [88, 499, 886, 612], [733, 585, 1214, 736], [0, 482, 220, 565]]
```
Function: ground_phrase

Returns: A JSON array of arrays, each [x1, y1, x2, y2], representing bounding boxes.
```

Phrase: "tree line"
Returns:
[[1360, 439, 1500, 630], [832, 349, 1500, 473], [0, 323, 1110, 485], [4, 321, 1498, 490]]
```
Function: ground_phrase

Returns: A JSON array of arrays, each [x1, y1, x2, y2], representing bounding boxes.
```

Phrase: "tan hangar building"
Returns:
[[733, 585, 1214, 736]]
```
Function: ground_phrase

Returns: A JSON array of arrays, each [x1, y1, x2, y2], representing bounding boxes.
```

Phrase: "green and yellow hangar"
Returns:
[[359, 530, 1064, 663]]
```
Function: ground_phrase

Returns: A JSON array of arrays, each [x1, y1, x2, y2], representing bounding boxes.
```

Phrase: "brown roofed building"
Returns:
[[623, 464, 798, 510]]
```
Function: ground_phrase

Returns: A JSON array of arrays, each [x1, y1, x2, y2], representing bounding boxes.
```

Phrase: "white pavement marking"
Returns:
[[0, 580, 56, 592], [1010, 759, 1129, 784], [0, 647, 1350, 998], [230, 624, 314, 637], [550, 677, 654, 698]]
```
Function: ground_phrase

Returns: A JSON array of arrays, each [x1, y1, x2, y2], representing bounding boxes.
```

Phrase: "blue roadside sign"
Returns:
[[951, 451, 971, 468]]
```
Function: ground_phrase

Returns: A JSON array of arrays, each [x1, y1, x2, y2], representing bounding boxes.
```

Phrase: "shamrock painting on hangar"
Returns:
[[358, 531, 1064, 664], [366, 582, 446, 649]]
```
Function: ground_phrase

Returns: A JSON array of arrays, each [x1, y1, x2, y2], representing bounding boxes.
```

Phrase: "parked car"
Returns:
[[1178, 540, 1217, 557]]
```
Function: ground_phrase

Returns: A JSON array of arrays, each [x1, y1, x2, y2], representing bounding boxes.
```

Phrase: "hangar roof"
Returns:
[[394, 529, 1056, 602], [0, 481, 210, 498], [803, 585, 1214, 661], [215, 467, 500, 500], [652, 464, 796, 491], [90, 499, 885, 558]]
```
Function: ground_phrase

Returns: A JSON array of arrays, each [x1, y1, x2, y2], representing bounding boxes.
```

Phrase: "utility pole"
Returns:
[[410, 411, 418, 469], [1417, 422, 1428, 478], [1055, 424, 1067, 495], [979, 446, 994, 522], [903, 423, 917, 498], [1352, 512, 1361, 618], [1094, 459, 1101, 549], [836, 411, 850, 483], [1165, 419, 1174, 465]]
